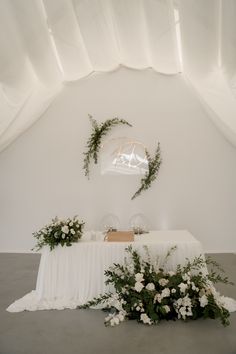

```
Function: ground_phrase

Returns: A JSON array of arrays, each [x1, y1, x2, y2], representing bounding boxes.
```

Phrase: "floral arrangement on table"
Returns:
[[131, 142, 162, 200], [33, 216, 85, 251], [83, 115, 132, 178], [79, 246, 232, 327]]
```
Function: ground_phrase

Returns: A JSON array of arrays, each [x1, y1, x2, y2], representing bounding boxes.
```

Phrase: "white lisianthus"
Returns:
[[61, 225, 69, 234], [140, 313, 152, 325], [199, 294, 208, 307], [134, 282, 144, 293], [163, 305, 171, 313], [70, 229, 75, 235], [159, 278, 169, 287], [178, 282, 188, 293], [135, 273, 144, 282], [161, 288, 170, 298], [146, 283, 155, 291]]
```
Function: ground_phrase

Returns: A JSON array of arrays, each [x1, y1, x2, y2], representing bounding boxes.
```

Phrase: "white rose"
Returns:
[[140, 313, 152, 325], [178, 282, 188, 293], [110, 318, 115, 326], [182, 274, 190, 282], [199, 294, 208, 307], [61, 225, 69, 234], [154, 293, 162, 303], [117, 313, 125, 322], [134, 282, 144, 293], [179, 306, 187, 319], [135, 273, 144, 282], [159, 278, 169, 287], [146, 283, 155, 291], [161, 288, 170, 298]]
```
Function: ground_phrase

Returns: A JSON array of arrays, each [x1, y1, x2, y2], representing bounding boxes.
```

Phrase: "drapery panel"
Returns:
[[0, 0, 179, 152], [1, 0, 236, 152], [178, 0, 236, 146]]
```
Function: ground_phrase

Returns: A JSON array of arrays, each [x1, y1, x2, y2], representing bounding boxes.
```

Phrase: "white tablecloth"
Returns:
[[7, 230, 210, 312]]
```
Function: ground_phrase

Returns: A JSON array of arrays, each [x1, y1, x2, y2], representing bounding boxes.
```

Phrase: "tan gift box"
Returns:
[[104, 231, 134, 242]]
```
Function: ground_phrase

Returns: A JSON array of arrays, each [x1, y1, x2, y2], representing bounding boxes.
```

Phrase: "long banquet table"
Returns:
[[7, 230, 206, 312]]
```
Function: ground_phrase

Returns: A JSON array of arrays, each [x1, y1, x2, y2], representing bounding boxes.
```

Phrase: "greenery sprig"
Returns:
[[131, 142, 162, 200], [83, 115, 132, 178]]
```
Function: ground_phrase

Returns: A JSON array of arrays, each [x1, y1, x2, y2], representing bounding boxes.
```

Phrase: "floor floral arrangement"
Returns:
[[79, 246, 233, 327], [32, 216, 85, 251]]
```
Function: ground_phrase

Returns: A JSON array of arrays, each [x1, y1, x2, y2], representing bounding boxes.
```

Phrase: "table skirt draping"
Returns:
[[6, 230, 236, 313]]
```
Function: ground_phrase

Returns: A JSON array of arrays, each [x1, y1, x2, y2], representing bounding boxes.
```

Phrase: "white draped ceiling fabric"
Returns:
[[0, 0, 236, 151]]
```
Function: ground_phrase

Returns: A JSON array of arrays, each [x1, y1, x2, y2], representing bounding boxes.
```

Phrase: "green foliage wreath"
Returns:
[[131, 142, 162, 200], [83, 115, 132, 178]]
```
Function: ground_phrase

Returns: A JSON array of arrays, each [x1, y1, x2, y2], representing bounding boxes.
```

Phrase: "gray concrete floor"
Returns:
[[0, 253, 236, 354]]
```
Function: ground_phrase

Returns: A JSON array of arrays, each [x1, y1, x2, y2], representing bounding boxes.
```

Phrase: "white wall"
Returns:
[[0, 67, 236, 252]]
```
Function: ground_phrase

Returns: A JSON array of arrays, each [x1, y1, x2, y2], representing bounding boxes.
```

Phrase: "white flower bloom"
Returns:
[[146, 283, 155, 291], [163, 305, 170, 313], [182, 274, 190, 282], [178, 282, 188, 293], [159, 278, 169, 287], [70, 229, 75, 235], [199, 294, 208, 307], [113, 317, 120, 325], [182, 295, 192, 308], [134, 281, 144, 293], [110, 318, 115, 326], [69, 222, 73, 227], [61, 225, 69, 234], [136, 306, 140, 311], [154, 293, 162, 303], [117, 312, 125, 322], [135, 273, 144, 282], [105, 314, 113, 322], [140, 313, 152, 325], [179, 306, 187, 319], [161, 288, 170, 298], [171, 288, 176, 294]]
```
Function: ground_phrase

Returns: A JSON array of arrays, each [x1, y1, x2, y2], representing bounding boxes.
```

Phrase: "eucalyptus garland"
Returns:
[[83, 115, 132, 178], [131, 142, 162, 200]]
